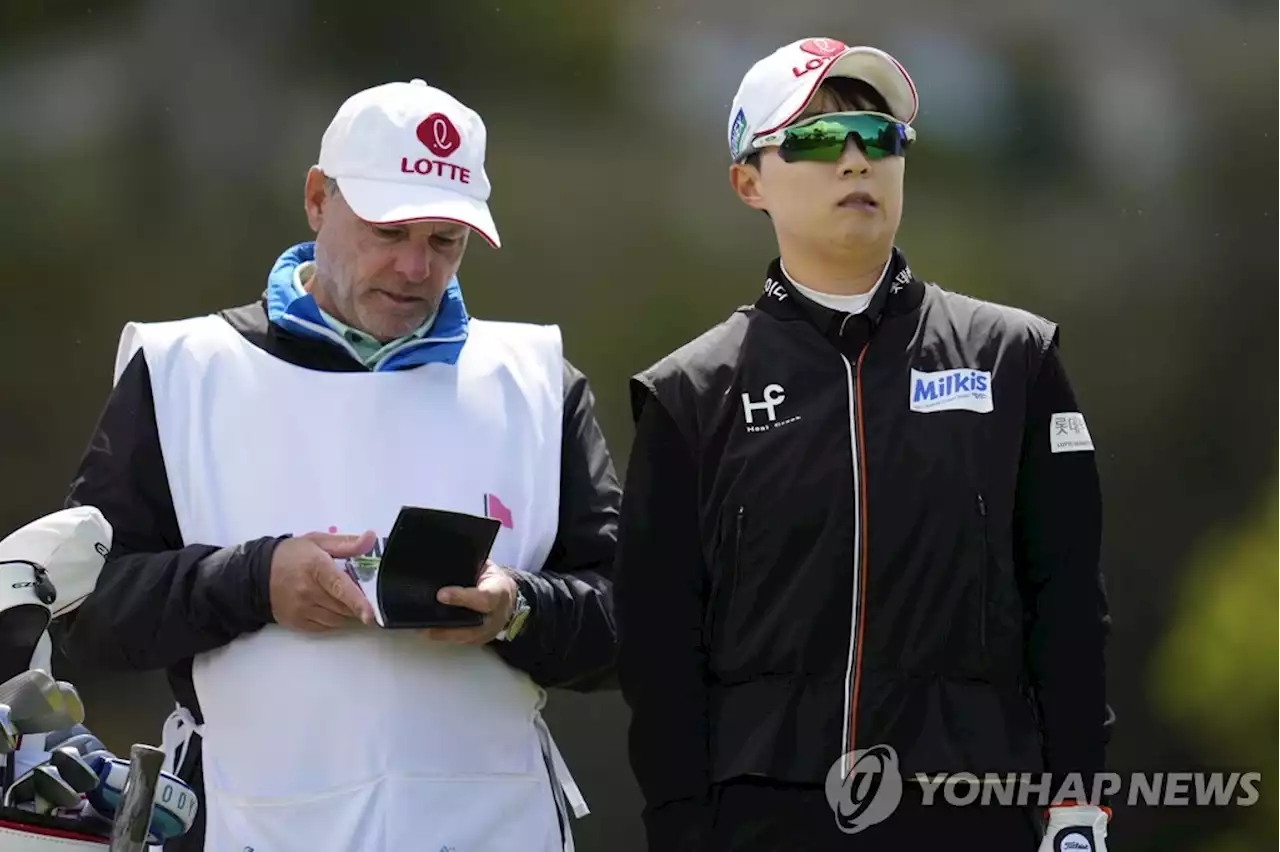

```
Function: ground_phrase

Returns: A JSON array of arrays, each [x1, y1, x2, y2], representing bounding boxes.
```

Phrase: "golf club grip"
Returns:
[[108, 744, 165, 852]]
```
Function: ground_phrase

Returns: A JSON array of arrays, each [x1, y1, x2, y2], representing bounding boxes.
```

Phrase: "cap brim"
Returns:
[[335, 176, 501, 248], [758, 46, 919, 137]]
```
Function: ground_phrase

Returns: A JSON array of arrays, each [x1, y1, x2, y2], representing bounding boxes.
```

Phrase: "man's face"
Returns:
[[731, 86, 906, 255], [304, 169, 470, 342]]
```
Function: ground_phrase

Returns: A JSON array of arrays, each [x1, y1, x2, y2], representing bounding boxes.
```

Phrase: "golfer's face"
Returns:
[[756, 91, 905, 252], [314, 193, 469, 341]]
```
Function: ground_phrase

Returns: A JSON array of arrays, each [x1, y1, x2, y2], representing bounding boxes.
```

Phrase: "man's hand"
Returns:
[[421, 560, 517, 645], [269, 531, 377, 632]]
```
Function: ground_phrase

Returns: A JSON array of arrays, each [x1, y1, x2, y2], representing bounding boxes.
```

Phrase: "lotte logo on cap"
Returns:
[[793, 38, 848, 79], [800, 38, 847, 57], [416, 113, 461, 157], [401, 112, 470, 184]]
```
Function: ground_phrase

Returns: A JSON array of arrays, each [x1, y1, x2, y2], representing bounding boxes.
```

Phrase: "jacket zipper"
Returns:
[[977, 493, 989, 651], [730, 506, 744, 614], [838, 344, 871, 771], [708, 506, 745, 654]]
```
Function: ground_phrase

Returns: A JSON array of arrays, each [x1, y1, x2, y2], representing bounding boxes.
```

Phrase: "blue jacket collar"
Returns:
[[264, 242, 470, 371]]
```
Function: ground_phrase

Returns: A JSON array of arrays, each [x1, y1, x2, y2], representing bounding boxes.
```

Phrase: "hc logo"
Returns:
[[742, 384, 786, 425]]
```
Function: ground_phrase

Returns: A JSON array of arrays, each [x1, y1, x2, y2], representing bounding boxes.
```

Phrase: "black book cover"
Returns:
[[345, 506, 500, 629]]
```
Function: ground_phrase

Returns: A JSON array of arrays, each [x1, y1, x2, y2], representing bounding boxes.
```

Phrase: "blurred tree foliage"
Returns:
[[1151, 483, 1277, 850], [300, 0, 619, 102], [1, 0, 136, 39]]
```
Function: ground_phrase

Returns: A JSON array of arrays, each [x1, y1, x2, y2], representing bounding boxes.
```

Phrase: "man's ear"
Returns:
[[304, 167, 328, 232], [729, 161, 768, 213]]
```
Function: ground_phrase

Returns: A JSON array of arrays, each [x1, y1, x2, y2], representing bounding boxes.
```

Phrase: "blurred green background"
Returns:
[[1, 1, 1275, 849]]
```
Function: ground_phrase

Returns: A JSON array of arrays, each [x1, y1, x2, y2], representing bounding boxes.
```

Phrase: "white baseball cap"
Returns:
[[728, 37, 919, 161], [318, 79, 501, 247]]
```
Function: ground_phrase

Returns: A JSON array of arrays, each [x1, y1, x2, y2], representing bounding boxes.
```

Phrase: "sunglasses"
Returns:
[[745, 111, 916, 163]]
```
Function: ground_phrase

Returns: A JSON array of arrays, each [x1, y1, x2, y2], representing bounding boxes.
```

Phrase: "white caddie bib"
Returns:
[[114, 314, 575, 852]]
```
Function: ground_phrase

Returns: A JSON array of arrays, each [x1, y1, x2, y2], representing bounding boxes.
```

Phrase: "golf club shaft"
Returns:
[[108, 744, 164, 852]]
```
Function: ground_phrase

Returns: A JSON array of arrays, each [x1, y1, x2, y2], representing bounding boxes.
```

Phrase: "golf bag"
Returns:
[[0, 506, 198, 850]]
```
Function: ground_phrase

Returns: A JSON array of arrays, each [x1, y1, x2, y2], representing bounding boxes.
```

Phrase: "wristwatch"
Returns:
[[496, 585, 530, 642]]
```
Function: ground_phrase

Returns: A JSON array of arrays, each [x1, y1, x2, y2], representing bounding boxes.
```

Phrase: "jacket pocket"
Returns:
[[707, 506, 745, 661]]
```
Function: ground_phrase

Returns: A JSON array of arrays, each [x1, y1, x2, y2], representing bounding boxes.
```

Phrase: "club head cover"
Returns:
[[88, 756, 198, 843], [45, 727, 101, 755], [0, 507, 111, 682], [0, 578, 50, 687], [0, 506, 112, 620]]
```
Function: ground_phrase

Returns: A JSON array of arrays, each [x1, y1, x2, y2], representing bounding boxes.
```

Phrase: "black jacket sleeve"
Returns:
[[1013, 338, 1113, 800], [614, 384, 714, 851], [490, 359, 621, 692], [59, 350, 280, 672]]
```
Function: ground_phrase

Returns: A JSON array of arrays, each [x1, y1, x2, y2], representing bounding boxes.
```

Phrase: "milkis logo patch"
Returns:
[[909, 368, 993, 414]]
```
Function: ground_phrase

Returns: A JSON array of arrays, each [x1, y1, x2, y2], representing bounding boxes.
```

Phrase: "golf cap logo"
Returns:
[[800, 38, 847, 58], [824, 744, 903, 834], [417, 113, 461, 157]]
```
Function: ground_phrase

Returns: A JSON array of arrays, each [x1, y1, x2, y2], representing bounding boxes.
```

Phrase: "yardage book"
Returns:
[[343, 506, 500, 629]]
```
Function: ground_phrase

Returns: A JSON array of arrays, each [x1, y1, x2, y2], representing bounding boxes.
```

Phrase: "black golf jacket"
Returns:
[[615, 250, 1112, 849]]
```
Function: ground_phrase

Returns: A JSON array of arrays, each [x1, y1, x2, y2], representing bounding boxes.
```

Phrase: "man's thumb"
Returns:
[[304, 529, 377, 558]]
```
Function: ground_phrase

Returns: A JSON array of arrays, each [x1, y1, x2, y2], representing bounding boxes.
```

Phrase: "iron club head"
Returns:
[[19, 681, 85, 732], [49, 745, 99, 793], [0, 670, 63, 730]]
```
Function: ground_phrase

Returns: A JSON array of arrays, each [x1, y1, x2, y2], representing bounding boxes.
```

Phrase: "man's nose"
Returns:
[[394, 245, 430, 283], [838, 135, 871, 175]]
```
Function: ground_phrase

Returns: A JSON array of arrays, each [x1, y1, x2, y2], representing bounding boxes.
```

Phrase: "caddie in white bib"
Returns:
[[57, 77, 621, 852]]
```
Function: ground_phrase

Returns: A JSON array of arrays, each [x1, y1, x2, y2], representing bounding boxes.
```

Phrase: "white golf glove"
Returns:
[[1038, 804, 1110, 852]]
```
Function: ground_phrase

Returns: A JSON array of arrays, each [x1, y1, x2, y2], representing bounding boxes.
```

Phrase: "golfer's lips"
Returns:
[[838, 191, 879, 209]]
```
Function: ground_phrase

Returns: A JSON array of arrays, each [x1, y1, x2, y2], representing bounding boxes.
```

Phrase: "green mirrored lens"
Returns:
[[780, 114, 910, 163]]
